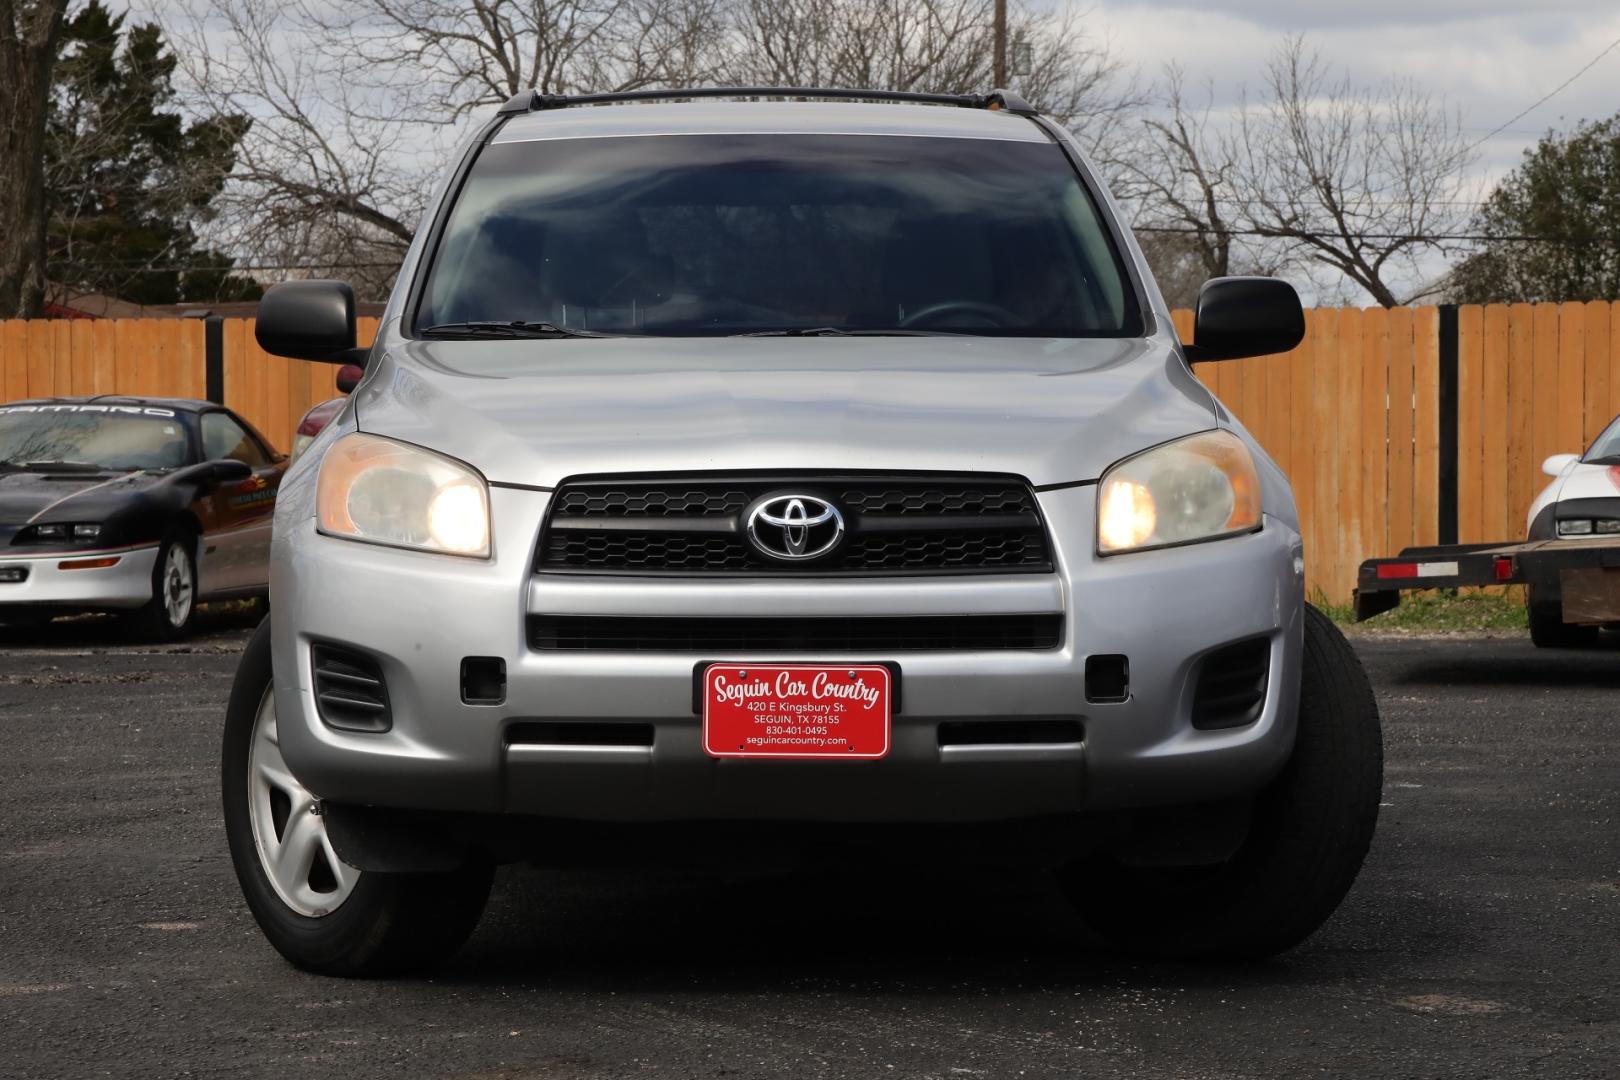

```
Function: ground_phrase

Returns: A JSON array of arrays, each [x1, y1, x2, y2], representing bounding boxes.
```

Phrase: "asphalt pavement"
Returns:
[[0, 615, 1616, 1079]]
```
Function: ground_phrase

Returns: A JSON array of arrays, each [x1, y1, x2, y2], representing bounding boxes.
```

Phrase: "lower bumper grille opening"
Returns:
[[937, 719, 1083, 747], [1191, 637, 1271, 730], [311, 645, 391, 733], [507, 721, 655, 747], [528, 614, 1063, 652]]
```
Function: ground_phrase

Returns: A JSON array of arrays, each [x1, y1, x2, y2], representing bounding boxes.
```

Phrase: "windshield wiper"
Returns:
[[8, 460, 109, 473], [419, 320, 607, 339], [733, 326, 960, 337]]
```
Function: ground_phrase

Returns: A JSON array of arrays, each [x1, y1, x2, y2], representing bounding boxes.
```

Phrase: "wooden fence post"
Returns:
[[204, 317, 225, 405], [1437, 304, 1460, 547]]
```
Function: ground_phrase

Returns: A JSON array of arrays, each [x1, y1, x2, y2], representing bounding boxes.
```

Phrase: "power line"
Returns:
[[1465, 32, 1620, 152]]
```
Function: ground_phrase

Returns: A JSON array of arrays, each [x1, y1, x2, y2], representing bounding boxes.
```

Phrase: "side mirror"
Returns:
[[335, 363, 365, 394], [207, 459, 253, 484], [255, 280, 365, 364], [171, 459, 252, 489], [1184, 277, 1306, 363], [1543, 453, 1579, 477]]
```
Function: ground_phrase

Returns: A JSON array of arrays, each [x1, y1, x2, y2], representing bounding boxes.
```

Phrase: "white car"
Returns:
[[1525, 417, 1620, 645]]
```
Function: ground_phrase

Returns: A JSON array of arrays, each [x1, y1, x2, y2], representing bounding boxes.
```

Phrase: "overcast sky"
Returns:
[[1088, 0, 1620, 189]]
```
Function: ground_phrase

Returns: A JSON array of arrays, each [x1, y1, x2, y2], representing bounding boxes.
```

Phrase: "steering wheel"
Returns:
[[899, 300, 1025, 330]]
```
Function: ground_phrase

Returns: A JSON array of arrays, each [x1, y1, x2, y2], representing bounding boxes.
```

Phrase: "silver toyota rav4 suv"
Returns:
[[224, 87, 1382, 976]]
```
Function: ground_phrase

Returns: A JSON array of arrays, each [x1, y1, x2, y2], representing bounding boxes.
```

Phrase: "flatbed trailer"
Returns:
[[1354, 537, 1620, 623]]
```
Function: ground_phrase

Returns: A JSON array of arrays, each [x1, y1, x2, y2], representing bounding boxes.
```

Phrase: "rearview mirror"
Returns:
[[335, 363, 364, 394], [1183, 277, 1306, 363], [1543, 453, 1579, 477], [255, 280, 365, 364]]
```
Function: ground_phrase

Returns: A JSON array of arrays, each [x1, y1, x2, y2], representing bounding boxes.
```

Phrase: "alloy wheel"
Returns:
[[162, 544, 194, 628], [246, 688, 360, 916]]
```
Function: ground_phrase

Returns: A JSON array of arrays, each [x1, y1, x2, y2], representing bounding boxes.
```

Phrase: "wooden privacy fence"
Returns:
[[0, 317, 380, 457], [4, 303, 1620, 603], [1180, 306, 1442, 606], [1182, 302, 1620, 603]]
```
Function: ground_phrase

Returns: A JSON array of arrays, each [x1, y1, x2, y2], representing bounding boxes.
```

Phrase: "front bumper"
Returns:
[[272, 485, 1305, 823], [0, 544, 158, 612]]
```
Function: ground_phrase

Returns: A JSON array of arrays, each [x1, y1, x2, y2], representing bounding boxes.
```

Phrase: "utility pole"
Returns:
[[993, 0, 1007, 87]]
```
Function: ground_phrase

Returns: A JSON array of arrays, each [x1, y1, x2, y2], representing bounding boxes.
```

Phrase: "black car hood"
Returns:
[[0, 469, 157, 524], [0, 469, 179, 552]]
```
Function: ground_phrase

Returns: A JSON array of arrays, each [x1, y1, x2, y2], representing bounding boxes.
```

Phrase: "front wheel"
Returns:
[[1058, 605, 1383, 960], [126, 533, 197, 641], [222, 618, 492, 976]]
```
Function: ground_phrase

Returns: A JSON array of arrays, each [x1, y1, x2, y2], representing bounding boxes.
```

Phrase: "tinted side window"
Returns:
[[202, 413, 270, 467]]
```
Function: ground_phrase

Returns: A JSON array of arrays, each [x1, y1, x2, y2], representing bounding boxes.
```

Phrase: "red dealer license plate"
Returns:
[[702, 663, 892, 760]]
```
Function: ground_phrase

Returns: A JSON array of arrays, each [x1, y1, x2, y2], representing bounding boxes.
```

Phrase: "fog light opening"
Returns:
[[1085, 654, 1130, 703], [461, 656, 506, 705]]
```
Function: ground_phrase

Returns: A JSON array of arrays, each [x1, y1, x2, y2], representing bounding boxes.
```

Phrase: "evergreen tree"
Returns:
[[45, 0, 259, 305], [1451, 115, 1620, 304]]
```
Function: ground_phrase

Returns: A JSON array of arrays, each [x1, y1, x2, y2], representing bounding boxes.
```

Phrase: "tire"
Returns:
[[222, 617, 493, 976], [1058, 605, 1383, 960], [126, 532, 198, 641], [1527, 585, 1598, 649]]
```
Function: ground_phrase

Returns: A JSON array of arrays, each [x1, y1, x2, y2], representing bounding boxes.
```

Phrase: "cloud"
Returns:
[[1088, 0, 1620, 184], [1101, 0, 1605, 31]]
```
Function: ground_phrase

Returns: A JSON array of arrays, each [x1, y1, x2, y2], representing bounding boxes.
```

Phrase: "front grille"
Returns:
[[311, 645, 391, 733], [1191, 638, 1270, 730], [539, 475, 1052, 575], [528, 614, 1064, 652]]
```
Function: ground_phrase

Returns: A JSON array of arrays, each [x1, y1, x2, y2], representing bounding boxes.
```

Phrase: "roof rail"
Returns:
[[497, 85, 1037, 117]]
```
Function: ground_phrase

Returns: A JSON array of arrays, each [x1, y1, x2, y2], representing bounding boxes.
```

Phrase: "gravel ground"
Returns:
[[0, 615, 1616, 1079]]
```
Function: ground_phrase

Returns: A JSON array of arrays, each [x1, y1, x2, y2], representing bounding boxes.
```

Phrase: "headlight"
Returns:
[[1097, 430, 1261, 554], [317, 432, 490, 557], [21, 523, 100, 544]]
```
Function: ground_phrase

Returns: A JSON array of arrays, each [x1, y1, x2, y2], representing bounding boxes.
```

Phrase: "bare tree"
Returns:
[[169, 0, 732, 284], [170, 0, 1141, 288], [313, 0, 728, 120], [1231, 36, 1474, 307], [168, 0, 433, 286], [723, 1, 1141, 157], [0, 0, 72, 317], [1113, 65, 1242, 283]]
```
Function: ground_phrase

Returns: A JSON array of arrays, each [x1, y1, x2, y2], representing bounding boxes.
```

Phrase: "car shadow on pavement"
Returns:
[[430, 855, 1462, 994], [1386, 648, 1620, 690], [0, 601, 262, 649]]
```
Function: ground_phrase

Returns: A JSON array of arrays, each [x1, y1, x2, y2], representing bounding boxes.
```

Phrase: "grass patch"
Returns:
[[1314, 588, 1529, 633]]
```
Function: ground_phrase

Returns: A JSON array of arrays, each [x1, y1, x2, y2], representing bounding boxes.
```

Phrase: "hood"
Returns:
[[0, 468, 203, 553], [0, 469, 157, 525], [354, 336, 1216, 489], [1556, 462, 1620, 503]]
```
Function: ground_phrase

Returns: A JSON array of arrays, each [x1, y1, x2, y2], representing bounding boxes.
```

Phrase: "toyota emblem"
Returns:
[[745, 493, 845, 562]]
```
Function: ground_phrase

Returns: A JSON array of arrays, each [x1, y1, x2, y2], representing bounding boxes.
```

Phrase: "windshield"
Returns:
[[1588, 416, 1620, 461], [416, 133, 1141, 338], [0, 405, 191, 471]]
